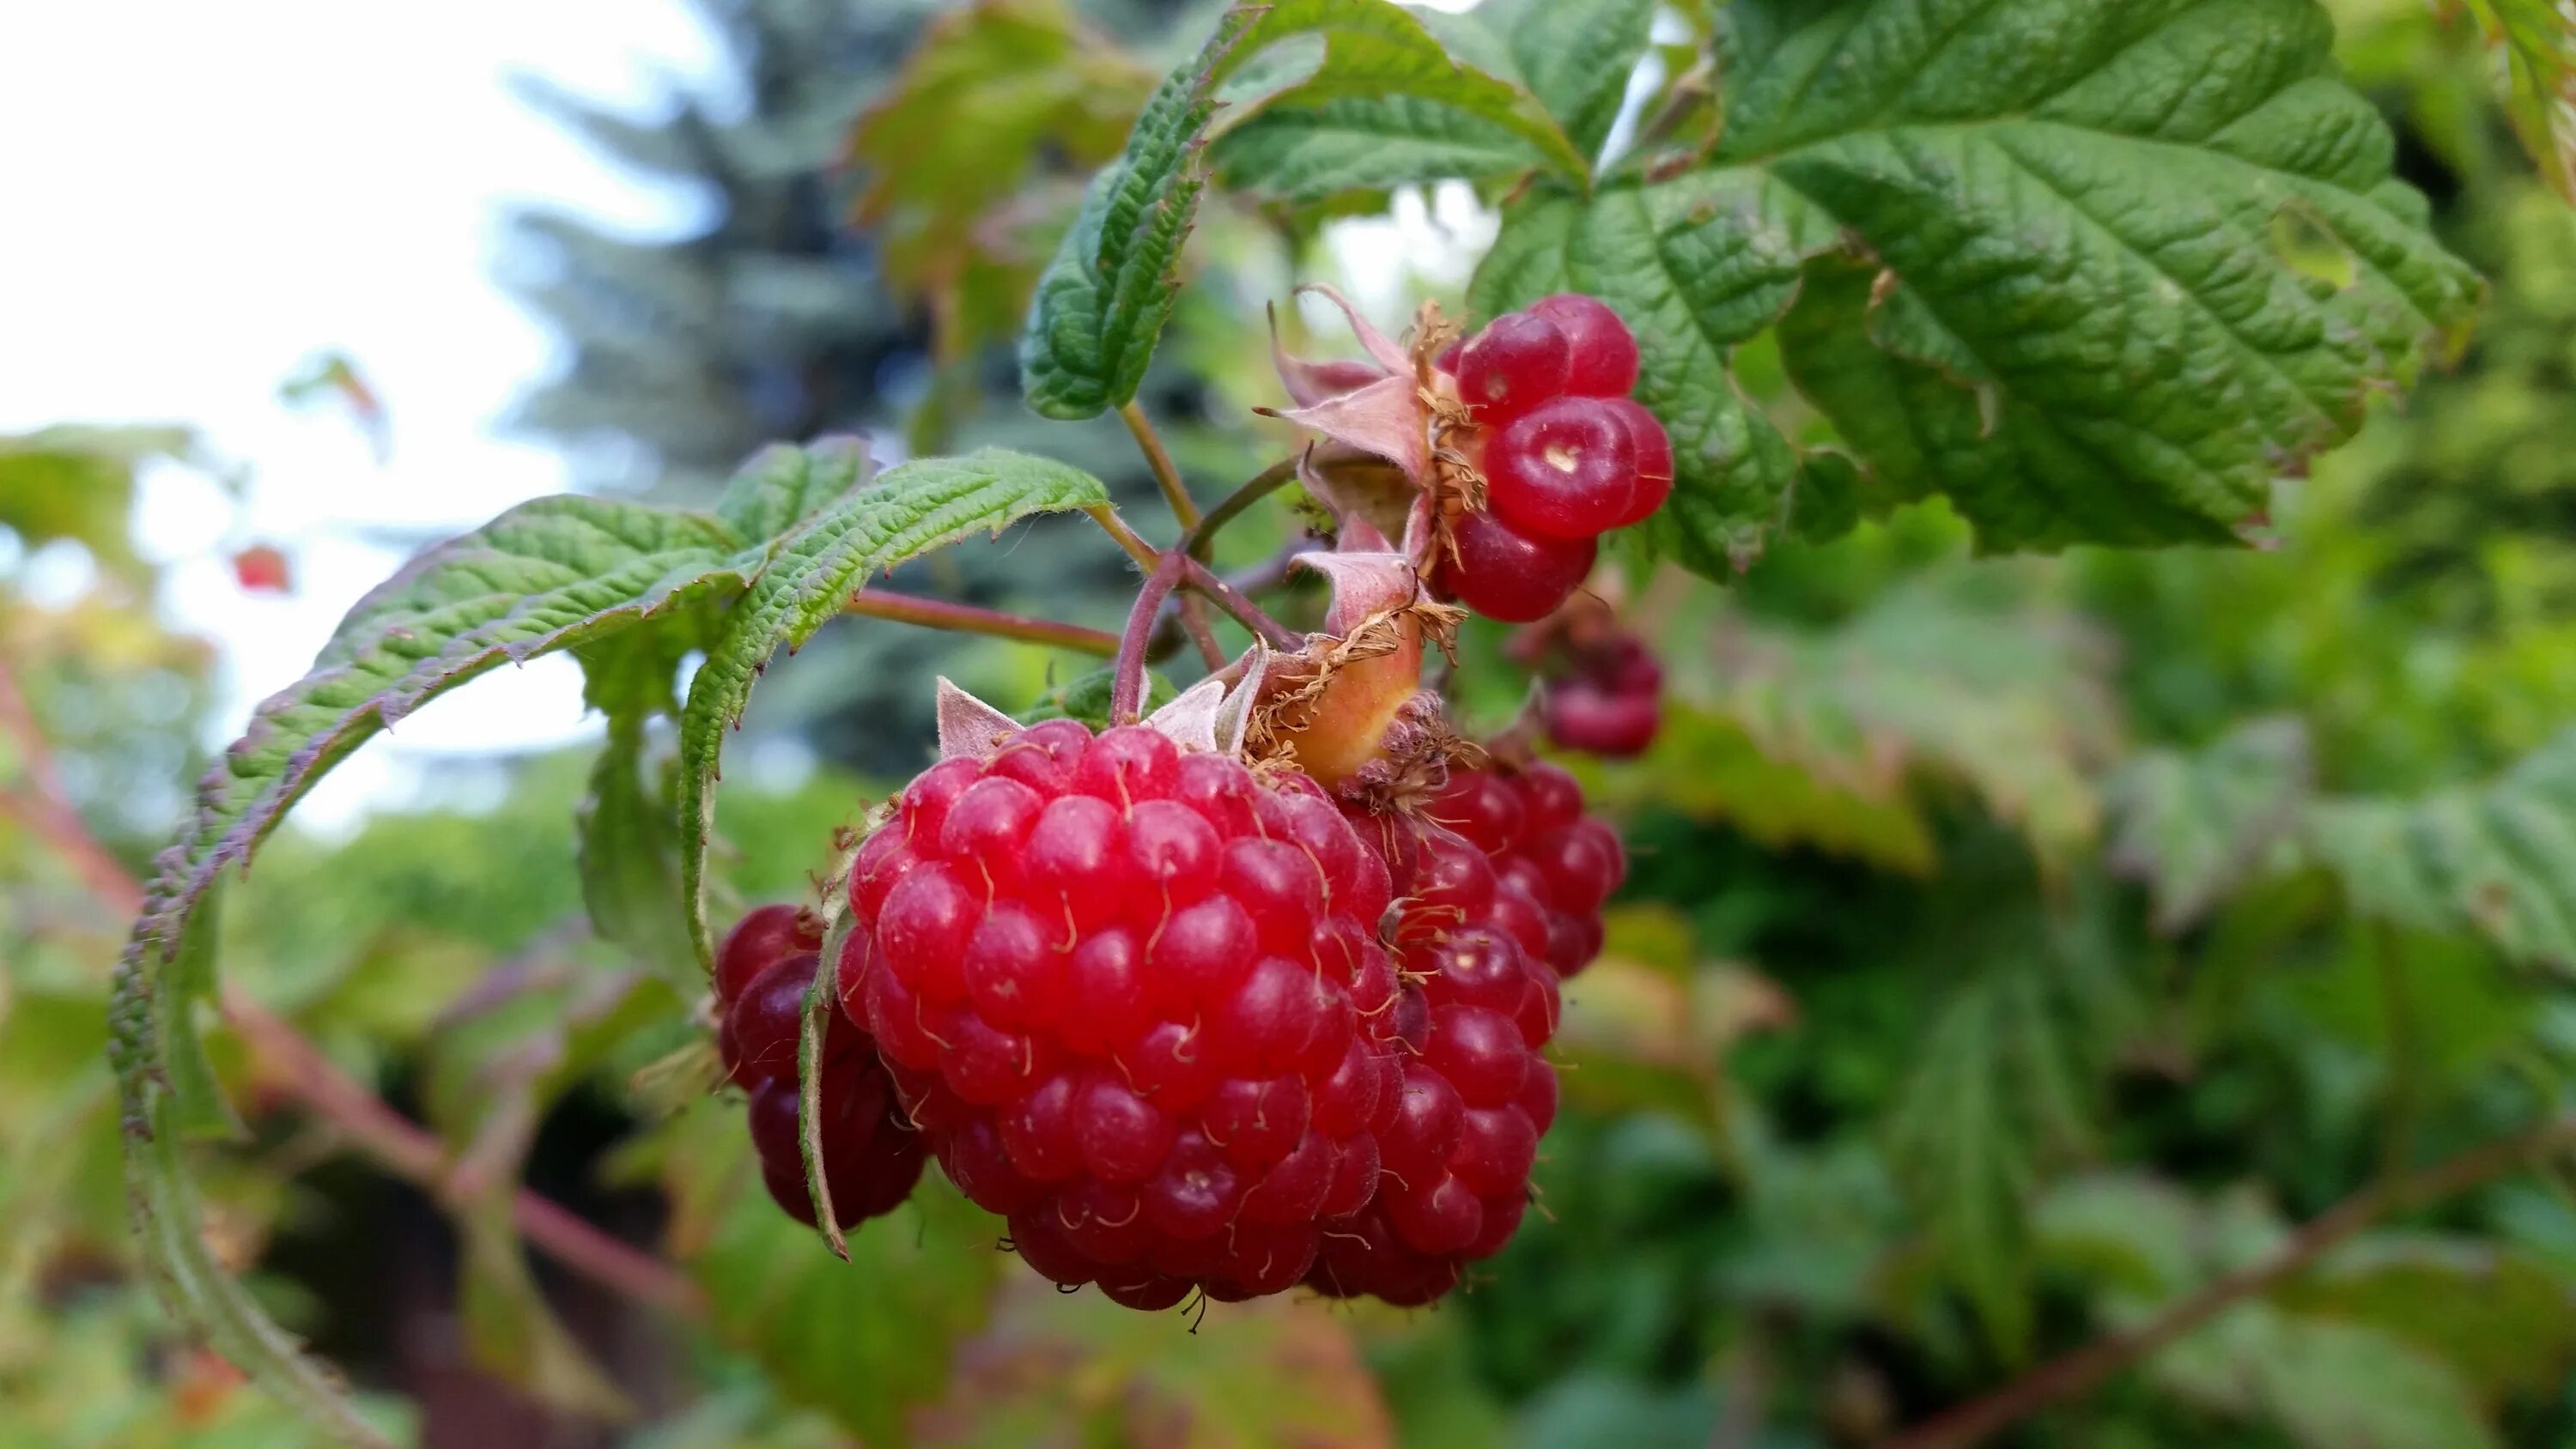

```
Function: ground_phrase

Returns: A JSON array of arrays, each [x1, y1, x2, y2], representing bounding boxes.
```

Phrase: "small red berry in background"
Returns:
[[713, 905, 925, 1229], [231, 545, 292, 594], [1543, 634, 1663, 760], [1432, 294, 1671, 623]]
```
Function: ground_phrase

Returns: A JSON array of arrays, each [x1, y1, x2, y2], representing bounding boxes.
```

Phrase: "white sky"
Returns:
[[0, 0, 1546, 831], [0, 1, 729, 825]]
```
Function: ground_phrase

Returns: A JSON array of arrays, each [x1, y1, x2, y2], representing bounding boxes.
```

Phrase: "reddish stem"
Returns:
[[0, 658, 706, 1319], [1886, 1111, 2576, 1449], [1110, 549, 1192, 723], [844, 591, 1117, 656]]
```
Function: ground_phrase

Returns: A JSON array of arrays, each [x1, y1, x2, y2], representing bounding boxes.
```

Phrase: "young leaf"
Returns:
[[1473, 0, 2483, 572], [848, 0, 1154, 360], [1024, 0, 1586, 416], [2302, 726, 2576, 974], [665, 1107, 1005, 1446], [677, 447, 1111, 967], [1213, 94, 1543, 205]]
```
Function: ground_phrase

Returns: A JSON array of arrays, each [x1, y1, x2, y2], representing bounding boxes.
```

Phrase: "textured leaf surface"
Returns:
[[2303, 726, 2576, 973], [1484, 0, 1657, 161], [1024, 0, 1583, 415], [2108, 718, 2314, 933], [107, 486, 759, 1446], [2040, 1178, 2505, 1449], [848, 0, 1151, 358], [1605, 576, 2121, 866], [677, 446, 1110, 965], [665, 1107, 1003, 1446], [914, 1278, 1394, 1447], [106, 437, 1093, 1441], [1473, 0, 2482, 573]]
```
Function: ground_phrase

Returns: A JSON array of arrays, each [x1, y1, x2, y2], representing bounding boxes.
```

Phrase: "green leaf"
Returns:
[[677, 447, 1112, 967], [1599, 573, 2121, 866], [2302, 726, 2576, 973], [2108, 718, 2314, 933], [578, 712, 699, 989], [0, 424, 197, 583], [1213, 95, 1542, 204], [1471, 175, 1826, 576], [914, 1284, 1393, 1446], [1485, 0, 1659, 160], [2448, 0, 2576, 202], [107, 482, 770, 1443], [1886, 894, 2136, 1353], [1020, 664, 1176, 730], [1473, 0, 2482, 571], [1023, 0, 1586, 416], [849, 0, 1153, 359], [667, 1106, 1004, 1446]]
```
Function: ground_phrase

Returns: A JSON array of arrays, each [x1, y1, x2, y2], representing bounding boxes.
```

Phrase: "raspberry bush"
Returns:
[[88, 0, 2576, 1444]]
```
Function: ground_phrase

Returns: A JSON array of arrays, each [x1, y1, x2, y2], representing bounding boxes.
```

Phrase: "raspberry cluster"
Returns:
[[839, 722, 1408, 1308], [1303, 760, 1623, 1303], [1542, 632, 1664, 760], [1433, 294, 1674, 623], [715, 904, 927, 1228]]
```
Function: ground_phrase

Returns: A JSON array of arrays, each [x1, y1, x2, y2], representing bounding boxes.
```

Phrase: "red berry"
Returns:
[[231, 544, 292, 594], [1487, 398, 1637, 541], [1544, 681, 1660, 758], [1454, 312, 1571, 425], [1431, 509, 1595, 623], [732, 914, 926, 1230], [1296, 769, 1611, 1307], [1529, 293, 1640, 397], [849, 723, 1406, 1308], [1601, 398, 1674, 527], [715, 903, 822, 1004], [721, 953, 850, 1088]]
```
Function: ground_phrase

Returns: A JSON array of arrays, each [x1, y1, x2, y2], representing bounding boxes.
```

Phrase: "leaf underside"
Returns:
[[110, 439, 1105, 1444]]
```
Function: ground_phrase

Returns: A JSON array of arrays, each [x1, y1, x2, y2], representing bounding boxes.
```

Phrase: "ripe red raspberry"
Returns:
[[1427, 760, 1623, 980], [715, 910, 926, 1229], [840, 722, 1406, 1307], [1431, 508, 1596, 624], [714, 902, 821, 1003], [1600, 398, 1674, 528], [1528, 293, 1641, 397], [1486, 397, 1639, 541], [1301, 803, 1579, 1305], [1453, 312, 1571, 426]]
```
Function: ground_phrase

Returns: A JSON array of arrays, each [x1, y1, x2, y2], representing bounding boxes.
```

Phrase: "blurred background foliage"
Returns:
[[7, 1, 2576, 1446]]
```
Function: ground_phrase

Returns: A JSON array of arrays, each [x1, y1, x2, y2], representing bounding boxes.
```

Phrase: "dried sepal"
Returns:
[[933, 677, 1024, 762]]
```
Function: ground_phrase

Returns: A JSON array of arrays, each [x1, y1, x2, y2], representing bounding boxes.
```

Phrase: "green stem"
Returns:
[[1121, 400, 1202, 530], [1184, 458, 1302, 560]]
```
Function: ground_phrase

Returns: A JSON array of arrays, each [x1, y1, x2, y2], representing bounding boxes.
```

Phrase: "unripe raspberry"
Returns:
[[843, 724, 1405, 1307], [1528, 293, 1641, 397]]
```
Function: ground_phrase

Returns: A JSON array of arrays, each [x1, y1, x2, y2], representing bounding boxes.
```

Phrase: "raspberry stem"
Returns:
[[1112, 549, 1193, 722], [1184, 458, 1301, 561], [1119, 401, 1202, 530], [844, 591, 1120, 656]]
